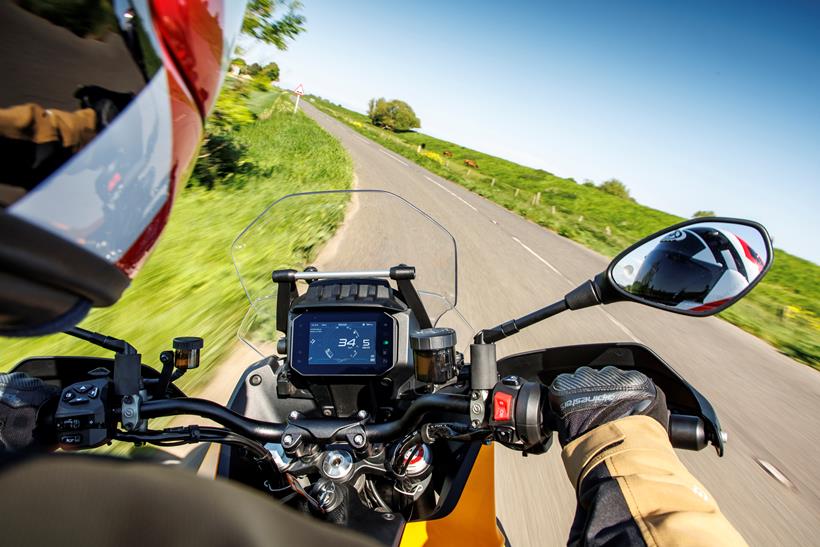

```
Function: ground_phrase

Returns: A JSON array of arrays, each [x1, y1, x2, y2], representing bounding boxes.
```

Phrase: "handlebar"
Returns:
[[139, 389, 708, 452], [140, 393, 471, 445]]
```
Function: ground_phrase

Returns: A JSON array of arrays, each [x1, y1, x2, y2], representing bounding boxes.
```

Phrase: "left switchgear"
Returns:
[[55, 379, 111, 449]]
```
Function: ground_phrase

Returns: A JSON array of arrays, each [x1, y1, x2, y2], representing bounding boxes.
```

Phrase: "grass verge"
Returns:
[[1, 90, 353, 393], [305, 95, 819, 369]]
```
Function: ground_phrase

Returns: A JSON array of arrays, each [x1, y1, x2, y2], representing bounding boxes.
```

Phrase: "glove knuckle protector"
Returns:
[[549, 366, 668, 445]]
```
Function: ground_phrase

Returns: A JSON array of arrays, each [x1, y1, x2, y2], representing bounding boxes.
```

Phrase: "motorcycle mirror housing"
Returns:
[[586, 217, 773, 317], [478, 217, 773, 344]]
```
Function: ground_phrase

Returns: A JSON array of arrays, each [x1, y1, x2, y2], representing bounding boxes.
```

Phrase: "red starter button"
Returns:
[[493, 391, 513, 421]]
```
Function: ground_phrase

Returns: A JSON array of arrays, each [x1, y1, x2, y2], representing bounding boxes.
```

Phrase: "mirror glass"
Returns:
[[610, 221, 771, 314]]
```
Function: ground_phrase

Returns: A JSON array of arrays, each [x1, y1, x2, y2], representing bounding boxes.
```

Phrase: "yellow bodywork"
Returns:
[[400, 444, 505, 546]]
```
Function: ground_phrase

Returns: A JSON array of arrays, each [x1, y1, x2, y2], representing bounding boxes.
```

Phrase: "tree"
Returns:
[[692, 210, 715, 218], [243, 0, 306, 50], [367, 98, 421, 131], [598, 178, 632, 200], [231, 57, 247, 72], [260, 62, 280, 82]]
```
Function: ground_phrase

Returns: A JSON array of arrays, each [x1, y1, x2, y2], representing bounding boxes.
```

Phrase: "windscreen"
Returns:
[[231, 190, 462, 355]]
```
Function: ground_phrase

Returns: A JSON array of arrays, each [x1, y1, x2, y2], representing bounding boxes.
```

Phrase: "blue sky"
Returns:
[[243, 0, 820, 263]]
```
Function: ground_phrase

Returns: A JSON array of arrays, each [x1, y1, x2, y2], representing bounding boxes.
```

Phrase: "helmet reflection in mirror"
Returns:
[[614, 224, 766, 313]]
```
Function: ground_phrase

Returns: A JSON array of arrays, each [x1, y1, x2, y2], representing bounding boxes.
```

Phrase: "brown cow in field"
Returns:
[[464, 159, 479, 169], [442, 150, 453, 158]]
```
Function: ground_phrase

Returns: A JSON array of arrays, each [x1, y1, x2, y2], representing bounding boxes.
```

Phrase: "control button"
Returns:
[[493, 391, 513, 422], [501, 376, 520, 387], [62, 391, 75, 402], [68, 396, 90, 406], [58, 418, 81, 430], [75, 384, 91, 394], [88, 386, 99, 399], [60, 434, 82, 445]]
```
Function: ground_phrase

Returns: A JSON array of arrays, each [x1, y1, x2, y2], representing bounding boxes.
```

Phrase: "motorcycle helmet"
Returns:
[[630, 226, 764, 312], [0, 0, 246, 336]]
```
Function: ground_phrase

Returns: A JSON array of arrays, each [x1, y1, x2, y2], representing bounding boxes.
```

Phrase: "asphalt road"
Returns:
[[295, 100, 820, 546]]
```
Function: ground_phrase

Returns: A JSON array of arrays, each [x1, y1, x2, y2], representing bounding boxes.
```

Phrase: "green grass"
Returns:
[[1, 91, 353, 393], [306, 95, 819, 369]]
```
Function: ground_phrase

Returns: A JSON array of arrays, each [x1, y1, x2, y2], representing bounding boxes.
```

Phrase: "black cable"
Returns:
[[115, 426, 278, 474], [140, 398, 285, 440]]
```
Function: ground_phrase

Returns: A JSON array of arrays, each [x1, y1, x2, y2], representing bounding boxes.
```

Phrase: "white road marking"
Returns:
[[755, 459, 795, 489], [354, 135, 370, 145], [512, 236, 643, 343], [602, 311, 643, 344], [491, 219, 498, 225], [378, 149, 409, 166], [511, 236, 565, 278], [423, 175, 478, 211]]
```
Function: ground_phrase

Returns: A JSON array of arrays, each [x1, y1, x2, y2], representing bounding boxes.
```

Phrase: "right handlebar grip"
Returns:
[[668, 414, 708, 451]]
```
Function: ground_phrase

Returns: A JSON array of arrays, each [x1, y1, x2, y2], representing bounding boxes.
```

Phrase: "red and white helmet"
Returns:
[[0, 1, 246, 335], [630, 225, 765, 313]]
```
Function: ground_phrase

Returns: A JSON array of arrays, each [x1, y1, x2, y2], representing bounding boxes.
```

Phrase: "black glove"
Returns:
[[548, 366, 668, 446], [0, 372, 59, 451]]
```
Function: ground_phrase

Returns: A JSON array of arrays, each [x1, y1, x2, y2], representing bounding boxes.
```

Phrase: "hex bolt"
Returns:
[[249, 374, 262, 386], [357, 410, 368, 420], [471, 403, 483, 414], [289, 411, 300, 421], [322, 408, 333, 417], [283, 434, 293, 446], [471, 391, 480, 400], [353, 434, 364, 446], [123, 395, 133, 404], [471, 420, 480, 429]]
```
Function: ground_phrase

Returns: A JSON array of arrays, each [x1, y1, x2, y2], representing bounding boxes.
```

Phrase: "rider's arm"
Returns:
[[562, 415, 746, 546], [549, 366, 747, 547]]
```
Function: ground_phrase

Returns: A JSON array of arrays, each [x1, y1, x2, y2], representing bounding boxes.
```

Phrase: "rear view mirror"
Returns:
[[607, 218, 773, 316]]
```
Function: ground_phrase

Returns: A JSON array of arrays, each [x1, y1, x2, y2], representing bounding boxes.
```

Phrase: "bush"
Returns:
[[598, 178, 632, 200], [209, 87, 255, 130], [367, 98, 420, 131], [190, 132, 253, 190], [692, 210, 715, 218], [421, 150, 443, 164], [190, 81, 258, 189]]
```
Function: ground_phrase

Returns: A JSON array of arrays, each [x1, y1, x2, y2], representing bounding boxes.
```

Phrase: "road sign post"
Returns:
[[293, 83, 305, 113]]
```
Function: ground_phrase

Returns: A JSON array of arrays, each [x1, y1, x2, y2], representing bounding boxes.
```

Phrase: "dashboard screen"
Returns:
[[308, 321, 377, 365]]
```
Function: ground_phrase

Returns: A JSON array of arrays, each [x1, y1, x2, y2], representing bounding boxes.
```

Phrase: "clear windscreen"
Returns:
[[232, 190, 470, 355]]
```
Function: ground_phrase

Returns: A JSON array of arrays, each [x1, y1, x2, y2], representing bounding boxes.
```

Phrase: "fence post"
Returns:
[[514, 188, 520, 197], [605, 226, 611, 236], [491, 178, 495, 187], [578, 215, 584, 223], [551, 205, 556, 215]]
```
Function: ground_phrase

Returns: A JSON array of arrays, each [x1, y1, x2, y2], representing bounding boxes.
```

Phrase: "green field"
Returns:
[[306, 95, 819, 369], [1, 90, 353, 392]]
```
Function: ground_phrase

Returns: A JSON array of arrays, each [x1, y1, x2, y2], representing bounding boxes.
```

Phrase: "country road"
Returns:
[[291, 99, 820, 546]]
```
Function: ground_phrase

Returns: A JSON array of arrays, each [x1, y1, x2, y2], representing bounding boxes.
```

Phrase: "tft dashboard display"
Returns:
[[308, 321, 377, 365], [290, 310, 395, 376]]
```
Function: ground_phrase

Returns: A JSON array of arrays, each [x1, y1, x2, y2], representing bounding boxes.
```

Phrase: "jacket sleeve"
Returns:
[[561, 415, 748, 547]]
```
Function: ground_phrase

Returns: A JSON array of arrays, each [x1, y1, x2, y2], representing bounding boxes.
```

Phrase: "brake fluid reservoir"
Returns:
[[411, 328, 457, 384]]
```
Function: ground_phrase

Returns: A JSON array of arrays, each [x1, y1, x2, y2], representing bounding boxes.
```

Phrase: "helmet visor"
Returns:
[[629, 249, 727, 306]]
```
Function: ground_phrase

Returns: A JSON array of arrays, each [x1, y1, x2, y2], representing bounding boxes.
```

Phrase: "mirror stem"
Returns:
[[476, 300, 569, 344]]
